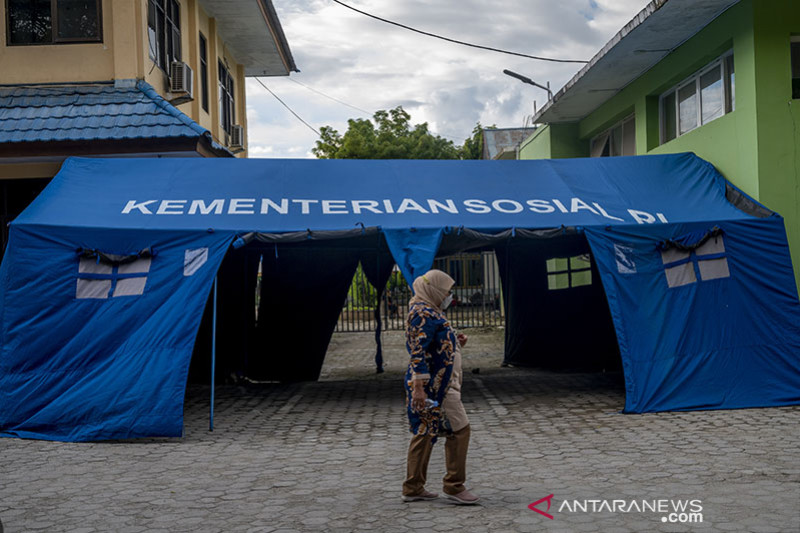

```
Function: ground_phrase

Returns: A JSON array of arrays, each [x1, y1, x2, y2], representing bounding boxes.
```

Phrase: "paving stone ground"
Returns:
[[1, 329, 799, 532]]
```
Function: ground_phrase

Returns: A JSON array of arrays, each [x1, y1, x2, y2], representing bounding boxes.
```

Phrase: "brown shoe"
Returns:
[[443, 489, 480, 505], [401, 490, 439, 502]]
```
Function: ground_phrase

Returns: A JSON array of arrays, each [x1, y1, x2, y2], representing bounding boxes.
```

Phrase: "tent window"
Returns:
[[694, 235, 730, 281], [546, 254, 592, 290], [661, 234, 730, 288], [76, 256, 151, 299], [662, 249, 697, 288]]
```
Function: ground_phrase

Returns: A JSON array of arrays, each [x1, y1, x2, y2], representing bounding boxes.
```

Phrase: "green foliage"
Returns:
[[347, 263, 378, 310], [313, 106, 483, 160], [458, 123, 485, 160]]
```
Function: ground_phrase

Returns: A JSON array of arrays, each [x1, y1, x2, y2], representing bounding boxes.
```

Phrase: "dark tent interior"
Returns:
[[188, 230, 622, 385]]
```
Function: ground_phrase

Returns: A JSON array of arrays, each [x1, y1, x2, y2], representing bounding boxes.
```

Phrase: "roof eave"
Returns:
[[532, 0, 739, 124]]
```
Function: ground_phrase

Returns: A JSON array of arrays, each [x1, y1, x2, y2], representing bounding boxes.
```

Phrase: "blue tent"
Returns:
[[1, 153, 800, 441]]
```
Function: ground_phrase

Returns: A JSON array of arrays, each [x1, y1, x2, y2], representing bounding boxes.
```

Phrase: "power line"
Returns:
[[284, 77, 463, 142], [254, 77, 320, 136], [288, 78, 372, 116], [330, 0, 589, 64]]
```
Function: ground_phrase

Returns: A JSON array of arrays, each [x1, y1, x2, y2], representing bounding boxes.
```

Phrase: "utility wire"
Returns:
[[254, 77, 320, 136], [288, 77, 372, 116], [330, 0, 589, 64], [284, 77, 463, 142]]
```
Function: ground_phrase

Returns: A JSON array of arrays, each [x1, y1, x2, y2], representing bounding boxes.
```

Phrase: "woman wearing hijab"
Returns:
[[401, 269, 480, 505]]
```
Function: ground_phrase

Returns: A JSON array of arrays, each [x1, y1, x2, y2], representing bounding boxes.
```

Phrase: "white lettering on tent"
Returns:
[[527, 199, 555, 213], [293, 199, 318, 214], [382, 199, 395, 213], [189, 199, 224, 215], [492, 199, 523, 213], [571, 198, 598, 215], [228, 198, 255, 214], [397, 198, 428, 214], [322, 200, 348, 214], [463, 199, 491, 214], [593, 202, 625, 221], [657, 212, 669, 223], [157, 200, 187, 214], [352, 200, 382, 214], [260, 198, 288, 214], [628, 209, 656, 224], [427, 199, 458, 214], [122, 200, 157, 214], [552, 199, 569, 213]]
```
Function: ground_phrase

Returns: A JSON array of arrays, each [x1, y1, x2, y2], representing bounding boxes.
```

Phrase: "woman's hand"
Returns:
[[457, 333, 468, 348], [411, 381, 427, 411]]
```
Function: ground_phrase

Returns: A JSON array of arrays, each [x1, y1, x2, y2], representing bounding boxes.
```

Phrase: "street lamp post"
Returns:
[[503, 69, 553, 101]]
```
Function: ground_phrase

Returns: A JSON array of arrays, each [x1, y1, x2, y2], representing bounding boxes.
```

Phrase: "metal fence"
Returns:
[[336, 251, 504, 332]]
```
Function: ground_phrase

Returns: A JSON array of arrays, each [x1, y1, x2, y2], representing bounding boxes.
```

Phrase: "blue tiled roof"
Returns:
[[0, 81, 226, 150]]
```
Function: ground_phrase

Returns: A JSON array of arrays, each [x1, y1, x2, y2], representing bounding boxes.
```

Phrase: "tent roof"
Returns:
[[15, 153, 761, 234]]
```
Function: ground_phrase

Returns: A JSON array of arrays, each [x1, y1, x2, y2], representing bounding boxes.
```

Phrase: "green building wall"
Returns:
[[520, 0, 800, 287]]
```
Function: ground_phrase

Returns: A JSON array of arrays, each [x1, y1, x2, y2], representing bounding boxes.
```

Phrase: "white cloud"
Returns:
[[247, 0, 650, 158]]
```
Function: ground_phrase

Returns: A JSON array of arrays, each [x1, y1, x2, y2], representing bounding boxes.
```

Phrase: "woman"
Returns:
[[401, 269, 480, 505]]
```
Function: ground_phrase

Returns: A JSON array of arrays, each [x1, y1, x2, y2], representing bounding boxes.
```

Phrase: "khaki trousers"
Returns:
[[402, 425, 471, 496]]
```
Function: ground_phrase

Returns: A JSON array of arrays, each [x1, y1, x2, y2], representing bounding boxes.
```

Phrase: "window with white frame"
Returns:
[[660, 50, 734, 143], [76, 251, 152, 300], [590, 115, 635, 157]]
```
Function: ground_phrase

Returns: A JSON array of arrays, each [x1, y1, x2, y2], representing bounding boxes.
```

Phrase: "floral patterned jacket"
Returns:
[[404, 301, 456, 440]]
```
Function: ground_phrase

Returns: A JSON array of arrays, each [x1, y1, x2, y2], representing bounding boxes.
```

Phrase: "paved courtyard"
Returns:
[[1, 330, 798, 532]]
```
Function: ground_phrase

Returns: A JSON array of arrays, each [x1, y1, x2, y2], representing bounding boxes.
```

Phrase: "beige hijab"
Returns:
[[409, 269, 455, 313]]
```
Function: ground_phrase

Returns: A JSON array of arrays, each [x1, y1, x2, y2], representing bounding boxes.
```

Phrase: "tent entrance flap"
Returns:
[[495, 233, 620, 371], [189, 234, 394, 384]]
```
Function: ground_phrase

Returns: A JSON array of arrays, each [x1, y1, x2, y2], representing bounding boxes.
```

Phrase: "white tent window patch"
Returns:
[[76, 256, 151, 299], [614, 244, 637, 274], [184, 248, 208, 276], [661, 234, 730, 288]]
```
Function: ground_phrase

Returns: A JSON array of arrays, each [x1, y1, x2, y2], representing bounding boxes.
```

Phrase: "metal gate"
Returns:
[[336, 251, 504, 332]]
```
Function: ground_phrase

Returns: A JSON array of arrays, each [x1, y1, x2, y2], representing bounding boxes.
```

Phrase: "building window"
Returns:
[[546, 255, 592, 290], [791, 37, 800, 99], [219, 60, 235, 135], [76, 252, 152, 300], [660, 50, 734, 143], [590, 115, 635, 157], [7, 0, 102, 45], [147, 0, 181, 72], [199, 32, 209, 112]]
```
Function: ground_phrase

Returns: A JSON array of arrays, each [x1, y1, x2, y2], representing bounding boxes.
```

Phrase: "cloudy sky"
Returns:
[[246, 0, 649, 158]]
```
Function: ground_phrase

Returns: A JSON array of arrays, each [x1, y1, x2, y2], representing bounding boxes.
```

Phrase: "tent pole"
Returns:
[[210, 276, 218, 432]]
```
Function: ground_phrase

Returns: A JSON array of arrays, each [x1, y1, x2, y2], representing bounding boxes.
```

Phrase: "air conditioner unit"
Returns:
[[168, 61, 194, 105], [230, 125, 245, 151]]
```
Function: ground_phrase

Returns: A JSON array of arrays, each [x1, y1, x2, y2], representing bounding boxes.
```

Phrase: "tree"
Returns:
[[458, 123, 485, 160], [313, 106, 482, 160]]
